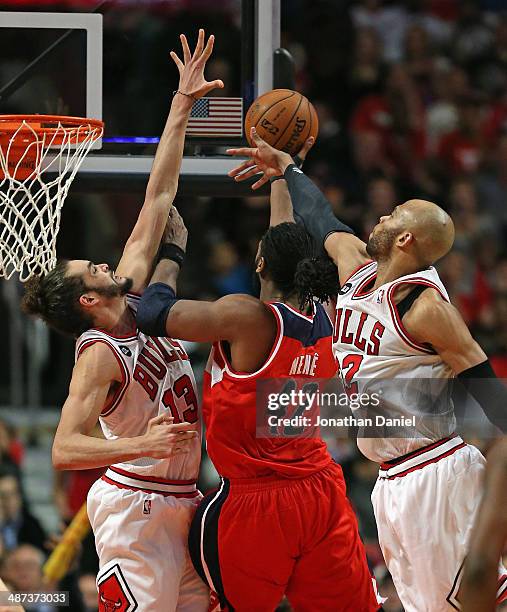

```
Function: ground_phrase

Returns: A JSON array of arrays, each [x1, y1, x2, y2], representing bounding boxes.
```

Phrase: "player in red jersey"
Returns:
[[135, 186, 380, 611]]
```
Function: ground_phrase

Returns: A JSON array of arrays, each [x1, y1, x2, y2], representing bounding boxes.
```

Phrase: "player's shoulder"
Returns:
[[74, 339, 123, 381], [409, 286, 451, 315], [403, 287, 460, 340], [217, 293, 272, 317]]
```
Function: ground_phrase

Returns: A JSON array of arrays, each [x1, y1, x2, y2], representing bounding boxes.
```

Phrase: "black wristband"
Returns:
[[269, 175, 285, 184], [457, 359, 507, 433], [159, 243, 185, 267]]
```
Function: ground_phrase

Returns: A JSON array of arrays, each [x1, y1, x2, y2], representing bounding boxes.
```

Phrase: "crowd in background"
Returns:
[[1, 1, 507, 610]]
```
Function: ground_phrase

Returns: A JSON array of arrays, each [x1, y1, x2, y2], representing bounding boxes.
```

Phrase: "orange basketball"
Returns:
[[244, 89, 319, 156]]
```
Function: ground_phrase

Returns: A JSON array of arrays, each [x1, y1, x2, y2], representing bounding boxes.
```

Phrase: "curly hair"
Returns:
[[21, 260, 94, 337], [259, 222, 338, 310]]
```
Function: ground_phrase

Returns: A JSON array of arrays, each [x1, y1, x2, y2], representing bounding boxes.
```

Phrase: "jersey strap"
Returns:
[[270, 301, 332, 347], [75, 334, 131, 417], [386, 277, 449, 355]]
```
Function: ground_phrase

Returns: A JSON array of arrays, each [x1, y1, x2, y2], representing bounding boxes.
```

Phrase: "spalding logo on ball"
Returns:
[[244, 89, 319, 156]]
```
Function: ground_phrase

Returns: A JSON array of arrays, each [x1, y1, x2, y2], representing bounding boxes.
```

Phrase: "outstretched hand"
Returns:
[[170, 29, 224, 100], [227, 128, 314, 190]]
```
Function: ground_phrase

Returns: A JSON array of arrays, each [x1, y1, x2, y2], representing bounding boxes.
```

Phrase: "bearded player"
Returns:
[[135, 205, 380, 609], [21, 30, 223, 612], [228, 129, 507, 611]]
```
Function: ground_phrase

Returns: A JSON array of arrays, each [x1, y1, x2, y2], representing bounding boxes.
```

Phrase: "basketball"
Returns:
[[244, 89, 319, 156]]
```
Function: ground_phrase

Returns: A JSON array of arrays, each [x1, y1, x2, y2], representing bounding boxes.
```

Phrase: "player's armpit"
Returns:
[[401, 289, 487, 373], [323, 233, 371, 286]]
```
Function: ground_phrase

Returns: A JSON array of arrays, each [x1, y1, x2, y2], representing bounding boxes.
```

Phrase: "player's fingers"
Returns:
[[170, 51, 184, 74], [206, 79, 224, 91], [252, 175, 270, 190], [193, 28, 205, 59], [167, 421, 197, 432], [149, 414, 166, 425], [180, 34, 191, 63], [299, 136, 315, 159], [228, 159, 256, 177], [233, 166, 262, 181], [226, 147, 257, 158], [250, 127, 268, 146], [200, 34, 215, 63]]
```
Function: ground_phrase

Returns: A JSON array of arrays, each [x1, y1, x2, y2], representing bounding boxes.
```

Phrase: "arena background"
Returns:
[[1, 1, 507, 609]]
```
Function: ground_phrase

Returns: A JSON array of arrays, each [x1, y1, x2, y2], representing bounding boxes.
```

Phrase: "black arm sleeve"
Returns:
[[136, 283, 178, 337], [283, 163, 354, 248], [457, 360, 507, 433]]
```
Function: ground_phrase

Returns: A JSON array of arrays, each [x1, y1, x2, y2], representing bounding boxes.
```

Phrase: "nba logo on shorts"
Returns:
[[377, 290, 384, 304], [143, 499, 152, 515]]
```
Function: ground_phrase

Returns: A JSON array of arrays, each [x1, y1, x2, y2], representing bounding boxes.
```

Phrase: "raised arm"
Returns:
[[52, 343, 197, 470], [403, 288, 506, 432], [268, 138, 314, 226], [115, 29, 223, 292], [228, 128, 369, 284]]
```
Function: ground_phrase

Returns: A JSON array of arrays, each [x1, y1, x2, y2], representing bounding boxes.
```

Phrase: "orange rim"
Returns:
[[0, 114, 104, 143]]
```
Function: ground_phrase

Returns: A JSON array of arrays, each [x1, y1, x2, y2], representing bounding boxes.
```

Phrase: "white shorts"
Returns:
[[87, 468, 210, 612], [372, 436, 507, 612]]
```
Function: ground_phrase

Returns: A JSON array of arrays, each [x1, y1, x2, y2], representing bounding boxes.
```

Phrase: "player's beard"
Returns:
[[366, 227, 399, 261], [87, 276, 134, 299]]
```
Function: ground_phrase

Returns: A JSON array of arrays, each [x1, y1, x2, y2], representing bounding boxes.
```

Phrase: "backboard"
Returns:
[[0, 0, 280, 193]]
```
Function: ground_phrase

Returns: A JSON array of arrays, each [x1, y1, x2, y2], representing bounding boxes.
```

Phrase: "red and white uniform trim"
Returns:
[[102, 466, 199, 498], [378, 436, 465, 480]]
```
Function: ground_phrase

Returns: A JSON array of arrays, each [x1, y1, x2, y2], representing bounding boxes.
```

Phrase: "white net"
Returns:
[[0, 118, 103, 281]]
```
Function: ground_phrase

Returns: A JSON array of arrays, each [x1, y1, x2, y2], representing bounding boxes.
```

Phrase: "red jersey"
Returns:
[[202, 300, 338, 479]]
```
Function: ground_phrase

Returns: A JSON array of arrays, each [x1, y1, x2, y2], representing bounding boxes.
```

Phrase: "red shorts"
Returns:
[[189, 462, 379, 611]]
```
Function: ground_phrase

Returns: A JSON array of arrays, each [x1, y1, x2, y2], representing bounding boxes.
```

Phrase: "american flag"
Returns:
[[187, 97, 243, 137]]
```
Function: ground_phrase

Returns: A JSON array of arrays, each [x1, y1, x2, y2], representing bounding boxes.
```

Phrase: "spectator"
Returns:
[[77, 574, 98, 612], [0, 420, 22, 477], [351, 0, 410, 63], [208, 239, 252, 296], [350, 64, 427, 184], [1, 545, 55, 612], [436, 95, 485, 177], [0, 469, 46, 553], [345, 28, 386, 114]]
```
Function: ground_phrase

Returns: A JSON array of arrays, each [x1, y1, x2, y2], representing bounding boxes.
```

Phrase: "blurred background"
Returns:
[[1, 0, 507, 610]]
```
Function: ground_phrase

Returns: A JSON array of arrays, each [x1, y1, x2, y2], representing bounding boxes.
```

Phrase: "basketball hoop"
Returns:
[[0, 114, 104, 281]]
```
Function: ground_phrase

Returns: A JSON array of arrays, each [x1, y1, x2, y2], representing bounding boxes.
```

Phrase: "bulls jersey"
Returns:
[[203, 300, 338, 479], [333, 261, 456, 462], [75, 294, 201, 482]]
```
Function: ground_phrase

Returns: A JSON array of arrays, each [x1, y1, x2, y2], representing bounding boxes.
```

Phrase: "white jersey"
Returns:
[[333, 261, 455, 462], [75, 293, 201, 482]]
